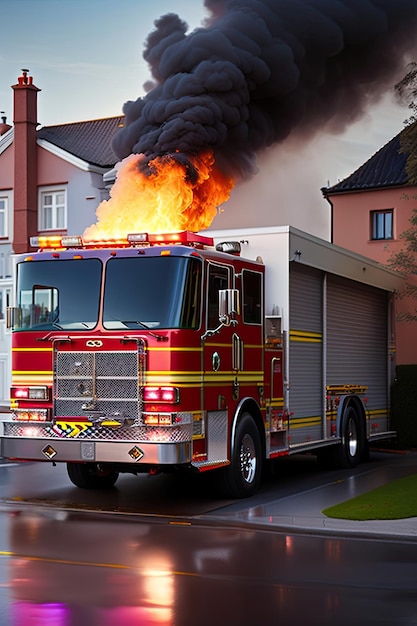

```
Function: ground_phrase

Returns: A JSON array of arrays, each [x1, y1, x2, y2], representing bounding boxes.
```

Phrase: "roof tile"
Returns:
[[37, 116, 124, 169], [325, 131, 409, 194]]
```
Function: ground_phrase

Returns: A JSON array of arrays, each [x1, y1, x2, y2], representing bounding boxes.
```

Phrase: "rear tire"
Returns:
[[67, 462, 119, 489], [220, 413, 262, 498], [337, 405, 364, 468], [317, 405, 364, 470]]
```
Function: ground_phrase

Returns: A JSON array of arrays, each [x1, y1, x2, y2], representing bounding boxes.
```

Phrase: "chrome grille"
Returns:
[[54, 348, 144, 421]]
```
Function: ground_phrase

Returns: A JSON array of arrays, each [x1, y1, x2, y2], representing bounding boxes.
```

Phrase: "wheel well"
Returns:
[[232, 398, 265, 458]]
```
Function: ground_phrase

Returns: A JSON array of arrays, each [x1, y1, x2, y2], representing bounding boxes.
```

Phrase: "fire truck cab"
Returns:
[[3, 226, 403, 498]]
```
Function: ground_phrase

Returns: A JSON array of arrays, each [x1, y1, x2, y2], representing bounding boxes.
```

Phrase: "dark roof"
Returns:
[[37, 116, 124, 169], [325, 131, 409, 194]]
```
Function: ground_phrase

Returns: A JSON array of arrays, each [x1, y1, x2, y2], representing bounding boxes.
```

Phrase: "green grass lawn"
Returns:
[[322, 474, 417, 520]]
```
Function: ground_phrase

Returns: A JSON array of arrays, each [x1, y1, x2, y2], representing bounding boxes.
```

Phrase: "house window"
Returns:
[[371, 209, 393, 240], [0, 197, 7, 238], [39, 187, 67, 231], [0, 289, 10, 320]]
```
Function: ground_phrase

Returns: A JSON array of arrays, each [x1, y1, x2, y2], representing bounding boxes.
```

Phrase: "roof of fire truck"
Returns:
[[26, 230, 262, 265]]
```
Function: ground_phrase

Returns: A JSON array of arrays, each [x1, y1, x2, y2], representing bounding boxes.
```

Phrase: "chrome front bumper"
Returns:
[[1, 436, 192, 465]]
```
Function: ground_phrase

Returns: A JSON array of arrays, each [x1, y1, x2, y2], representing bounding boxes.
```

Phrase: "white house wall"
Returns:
[[37, 148, 107, 234]]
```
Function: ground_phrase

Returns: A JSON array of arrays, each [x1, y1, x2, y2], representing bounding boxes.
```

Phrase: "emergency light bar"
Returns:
[[30, 231, 214, 250]]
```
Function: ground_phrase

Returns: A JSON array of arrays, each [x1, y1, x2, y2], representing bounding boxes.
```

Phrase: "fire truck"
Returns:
[[3, 225, 402, 498]]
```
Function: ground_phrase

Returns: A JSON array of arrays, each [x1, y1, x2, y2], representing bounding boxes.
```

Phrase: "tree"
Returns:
[[395, 61, 417, 185], [388, 64, 417, 320], [388, 207, 417, 322]]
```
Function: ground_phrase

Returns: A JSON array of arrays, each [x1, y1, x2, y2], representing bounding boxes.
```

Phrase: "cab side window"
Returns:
[[207, 264, 229, 329], [242, 270, 262, 324]]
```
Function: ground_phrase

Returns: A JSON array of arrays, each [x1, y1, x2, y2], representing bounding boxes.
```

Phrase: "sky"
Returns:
[[0, 0, 413, 238]]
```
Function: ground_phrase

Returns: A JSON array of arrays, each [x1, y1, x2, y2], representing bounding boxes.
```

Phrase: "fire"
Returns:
[[83, 150, 234, 241]]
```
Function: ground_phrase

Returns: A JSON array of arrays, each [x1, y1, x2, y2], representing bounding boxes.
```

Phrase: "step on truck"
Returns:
[[3, 225, 403, 498]]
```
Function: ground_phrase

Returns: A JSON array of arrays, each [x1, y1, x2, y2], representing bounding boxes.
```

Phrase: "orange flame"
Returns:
[[83, 150, 234, 241]]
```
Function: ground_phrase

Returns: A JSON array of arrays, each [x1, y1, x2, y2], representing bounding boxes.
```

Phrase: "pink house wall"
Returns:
[[0, 142, 14, 189], [0, 142, 75, 189], [331, 185, 417, 365], [37, 147, 75, 186]]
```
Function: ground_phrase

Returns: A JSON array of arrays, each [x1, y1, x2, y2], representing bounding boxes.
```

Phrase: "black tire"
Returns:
[[335, 405, 364, 469], [67, 462, 119, 489], [317, 405, 365, 470], [220, 413, 262, 498]]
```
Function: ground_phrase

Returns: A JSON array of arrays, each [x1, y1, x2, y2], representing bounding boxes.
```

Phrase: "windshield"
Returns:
[[15, 258, 102, 330], [103, 256, 201, 330]]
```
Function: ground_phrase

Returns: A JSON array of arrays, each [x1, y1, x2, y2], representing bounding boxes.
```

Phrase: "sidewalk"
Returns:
[[209, 450, 417, 539]]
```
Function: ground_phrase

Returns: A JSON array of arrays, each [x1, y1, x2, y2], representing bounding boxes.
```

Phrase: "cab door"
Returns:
[[201, 262, 236, 461], [202, 261, 234, 404]]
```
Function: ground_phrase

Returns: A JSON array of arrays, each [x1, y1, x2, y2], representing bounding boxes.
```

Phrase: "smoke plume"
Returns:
[[112, 0, 417, 182]]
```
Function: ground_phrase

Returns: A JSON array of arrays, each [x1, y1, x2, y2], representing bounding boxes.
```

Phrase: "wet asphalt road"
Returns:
[[0, 451, 415, 625]]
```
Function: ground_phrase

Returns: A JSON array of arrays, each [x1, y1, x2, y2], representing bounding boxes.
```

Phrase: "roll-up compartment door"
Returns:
[[326, 274, 389, 420], [289, 264, 324, 443]]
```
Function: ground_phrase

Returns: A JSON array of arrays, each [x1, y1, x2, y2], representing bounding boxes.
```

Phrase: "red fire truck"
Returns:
[[3, 225, 402, 498]]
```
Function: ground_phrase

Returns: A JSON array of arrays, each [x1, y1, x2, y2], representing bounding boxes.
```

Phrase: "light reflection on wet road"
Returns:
[[0, 453, 415, 625]]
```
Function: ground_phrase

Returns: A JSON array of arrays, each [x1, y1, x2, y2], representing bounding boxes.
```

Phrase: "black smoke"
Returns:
[[112, 0, 417, 181]]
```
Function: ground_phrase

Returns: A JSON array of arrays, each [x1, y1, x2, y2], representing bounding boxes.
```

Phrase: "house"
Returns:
[[0, 70, 122, 403], [322, 130, 417, 365]]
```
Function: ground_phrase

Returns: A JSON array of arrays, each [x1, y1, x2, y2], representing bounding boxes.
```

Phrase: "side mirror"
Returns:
[[201, 289, 240, 341], [218, 289, 240, 325]]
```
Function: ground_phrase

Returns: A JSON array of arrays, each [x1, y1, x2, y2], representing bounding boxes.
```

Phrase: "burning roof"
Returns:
[[83, 0, 417, 242]]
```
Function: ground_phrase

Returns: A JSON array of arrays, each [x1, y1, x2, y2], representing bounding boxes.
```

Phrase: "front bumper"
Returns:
[[1, 436, 192, 465]]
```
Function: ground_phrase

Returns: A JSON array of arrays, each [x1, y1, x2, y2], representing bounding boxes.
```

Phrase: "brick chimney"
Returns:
[[12, 69, 40, 254]]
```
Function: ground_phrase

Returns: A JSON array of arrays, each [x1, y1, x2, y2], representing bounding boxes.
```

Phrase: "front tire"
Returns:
[[67, 462, 119, 489], [220, 413, 262, 498]]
